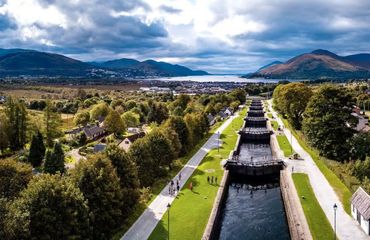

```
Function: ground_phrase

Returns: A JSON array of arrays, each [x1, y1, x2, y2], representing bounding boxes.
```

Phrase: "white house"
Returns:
[[351, 187, 370, 235], [118, 132, 145, 152]]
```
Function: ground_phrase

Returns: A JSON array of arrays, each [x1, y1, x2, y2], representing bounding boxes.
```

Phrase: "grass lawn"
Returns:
[[276, 134, 292, 157], [148, 109, 247, 240], [271, 120, 279, 131], [292, 173, 333, 240], [111, 109, 247, 240], [279, 116, 352, 214], [267, 113, 273, 118]]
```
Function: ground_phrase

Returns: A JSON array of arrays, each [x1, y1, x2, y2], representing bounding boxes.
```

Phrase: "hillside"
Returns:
[[0, 48, 208, 78], [250, 49, 370, 79]]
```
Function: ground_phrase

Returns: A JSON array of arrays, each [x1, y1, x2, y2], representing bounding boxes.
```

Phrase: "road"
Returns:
[[65, 148, 86, 169], [121, 114, 238, 240], [268, 100, 368, 240]]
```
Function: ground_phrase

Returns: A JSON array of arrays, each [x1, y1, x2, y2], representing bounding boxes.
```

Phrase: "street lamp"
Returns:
[[333, 203, 337, 240], [167, 203, 171, 240]]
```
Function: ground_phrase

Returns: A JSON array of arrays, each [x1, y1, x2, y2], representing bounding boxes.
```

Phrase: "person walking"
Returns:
[[176, 179, 179, 186], [179, 172, 182, 181], [190, 182, 193, 191], [177, 184, 180, 192], [211, 176, 214, 184], [215, 177, 218, 184], [207, 176, 210, 183]]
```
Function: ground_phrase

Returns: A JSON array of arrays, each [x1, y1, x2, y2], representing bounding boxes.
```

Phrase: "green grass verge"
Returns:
[[267, 113, 273, 118], [148, 108, 247, 240], [279, 116, 352, 214], [276, 134, 292, 157], [271, 120, 279, 131], [292, 173, 333, 240]]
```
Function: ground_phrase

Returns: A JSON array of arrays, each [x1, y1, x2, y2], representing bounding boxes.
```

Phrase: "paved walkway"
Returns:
[[268, 100, 368, 240], [121, 114, 238, 240], [65, 148, 85, 169]]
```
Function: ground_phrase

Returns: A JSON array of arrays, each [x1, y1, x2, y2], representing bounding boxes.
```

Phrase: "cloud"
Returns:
[[0, 0, 370, 73]]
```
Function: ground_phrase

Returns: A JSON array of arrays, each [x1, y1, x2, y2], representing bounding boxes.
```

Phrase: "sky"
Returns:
[[0, 0, 370, 74]]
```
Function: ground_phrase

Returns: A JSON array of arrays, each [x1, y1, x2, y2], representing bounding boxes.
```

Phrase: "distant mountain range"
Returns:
[[248, 49, 370, 80], [0, 48, 208, 78]]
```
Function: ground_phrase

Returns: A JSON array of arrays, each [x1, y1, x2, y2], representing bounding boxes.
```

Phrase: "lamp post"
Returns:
[[167, 203, 171, 240], [333, 203, 337, 240]]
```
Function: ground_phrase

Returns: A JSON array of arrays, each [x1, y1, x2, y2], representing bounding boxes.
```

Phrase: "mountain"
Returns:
[[91, 58, 208, 77], [0, 48, 208, 78], [0, 51, 91, 76], [257, 61, 283, 71], [250, 49, 370, 79]]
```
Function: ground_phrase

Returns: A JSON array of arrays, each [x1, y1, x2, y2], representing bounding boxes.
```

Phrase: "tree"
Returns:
[[44, 142, 65, 174], [350, 132, 370, 161], [44, 100, 62, 146], [229, 88, 246, 104], [0, 115, 9, 153], [0, 198, 7, 239], [90, 102, 110, 120], [147, 130, 175, 171], [302, 84, 357, 161], [160, 126, 182, 159], [121, 111, 140, 127], [0, 159, 33, 199], [28, 131, 45, 167], [4, 174, 90, 240], [272, 82, 312, 129], [147, 102, 169, 124], [74, 111, 90, 126], [4, 97, 28, 150], [129, 138, 157, 187], [71, 155, 123, 239], [104, 110, 126, 135], [106, 145, 140, 214], [164, 116, 191, 155]]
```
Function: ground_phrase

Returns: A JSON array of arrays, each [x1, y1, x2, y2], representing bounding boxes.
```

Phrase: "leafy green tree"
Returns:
[[74, 111, 90, 126], [302, 84, 357, 160], [28, 131, 45, 167], [164, 116, 191, 155], [90, 102, 110, 120], [272, 82, 312, 129], [71, 155, 123, 239], [121, 111, 140, 127], [129, 138, 157, 187], [106, 145, 140, 213], [5, 97, 28, 150], [4, 174, 90, 240], [0, 159, 33, 199], [350, 132, 370, 160], [77, 132, 87, 145], [0, 115, 9, 153], [104, 110, 126, 135], [0, 198, 7, 239], [44, 100, 62, 146], [147, 102, 169, 124], [160, 126, 182, 159], [147, 130, 175, 171], [229, 88, 246, 104], [44, 143, 65, 174], [230, 100, 241, 112]]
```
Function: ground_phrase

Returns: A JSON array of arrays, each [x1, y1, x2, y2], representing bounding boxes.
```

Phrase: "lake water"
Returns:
[[150, 75, 284, 83]]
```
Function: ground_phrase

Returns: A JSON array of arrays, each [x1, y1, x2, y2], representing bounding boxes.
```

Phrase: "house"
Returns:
[[207, 114, 216, 126], [351, 113, 370, 133], [351, 187, 370, 235], [218, 111, 228, 120], [224, 107, 233, 116], [94, 143, 107, 153], [83, 125, 106, 140], [0, 96, 6, 104], [119, 132, 146, 152], [97, 116, 105, 127]]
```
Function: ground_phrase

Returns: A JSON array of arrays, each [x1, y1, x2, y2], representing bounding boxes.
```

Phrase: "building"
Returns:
[[83, 125, 106, 140], [351, 187, 370, 235], [207, 114, 216, 126], [224, 107, 233, 116], [94, 143, 107, 153], [118, 132, 146, 152]]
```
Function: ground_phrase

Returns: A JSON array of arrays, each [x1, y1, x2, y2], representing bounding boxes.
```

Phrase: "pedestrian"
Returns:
[[177, 184, 180, 192], [179, 172, 182, 181], [211, 176, 214, 184], [169, 184, 172, 195], [292, 166, 294, 173], [190, 182, 193, 191], [173, 186, 176, 195], [177, 179, 179, 186], [215, 177, 217, 184]]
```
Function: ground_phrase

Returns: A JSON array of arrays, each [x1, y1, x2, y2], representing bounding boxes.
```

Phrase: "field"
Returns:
[[292, 173, 333, 240], [148, 108, 247, 240], [276, 134, 292, 157], [271, 120, 279, 131]]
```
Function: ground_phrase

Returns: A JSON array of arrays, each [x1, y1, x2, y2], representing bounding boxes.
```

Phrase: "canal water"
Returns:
[[238, 143, 272, 163], [217, 177, 290, 240]]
